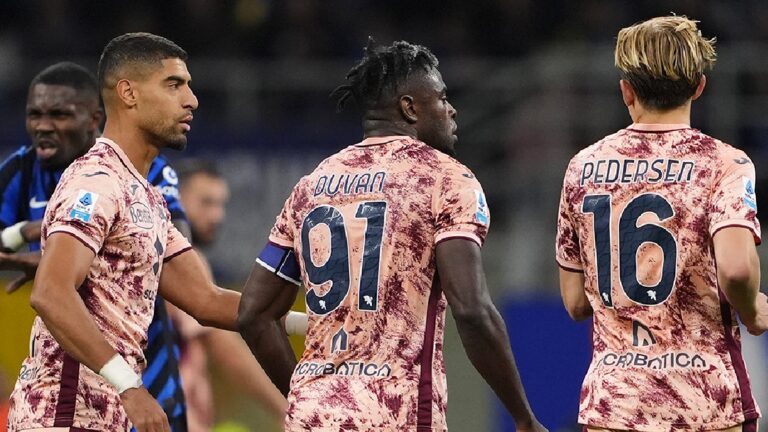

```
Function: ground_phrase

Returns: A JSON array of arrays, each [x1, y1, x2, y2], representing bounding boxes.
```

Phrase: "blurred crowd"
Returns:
[[4, 1, 768, 59]]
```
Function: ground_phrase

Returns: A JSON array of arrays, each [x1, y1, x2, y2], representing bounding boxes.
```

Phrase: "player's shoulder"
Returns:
[[67, 143, 119, 176], [392, 137, 478, 181], [711, 138, 752, 165], [7, 145, 34, 162], [0, 145, 35, 179], [685, 132, 754, 174], [571, 130, 626, 163], [434, 153, 481, 190], [57, 144, 122, 195]]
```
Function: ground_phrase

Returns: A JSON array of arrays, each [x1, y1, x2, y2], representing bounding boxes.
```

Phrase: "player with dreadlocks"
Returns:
[[238, 38, 547, 431]]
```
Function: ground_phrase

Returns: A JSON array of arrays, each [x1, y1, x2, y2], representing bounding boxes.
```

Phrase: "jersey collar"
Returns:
[[626, 123, 692, 133], [355, 135, 413, 147], [97, 137, 149, 186]]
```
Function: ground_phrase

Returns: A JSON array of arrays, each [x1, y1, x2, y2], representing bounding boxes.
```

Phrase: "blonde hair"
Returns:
[[615, 16, 716, 110]]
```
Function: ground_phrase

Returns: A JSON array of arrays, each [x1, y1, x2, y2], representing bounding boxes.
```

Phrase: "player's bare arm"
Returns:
[[186, 249, 289, 419], [0, 220, 41, 252], [237, 264, 299, 396], [31, 233, 116, 374], [713, 227, 767, 335], [0, 220, 44, 293], [20, 219, 42, 242], [31, 233, 170, 432], [436, 238, 546, 432], [558, 269, 593, 321], [157, 248, 241, 331], [202, 329, 288, 420], [0, 250, 40, 293]]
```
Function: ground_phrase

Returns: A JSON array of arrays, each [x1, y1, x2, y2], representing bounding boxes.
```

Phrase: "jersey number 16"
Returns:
[[582, 193, 678, 307]]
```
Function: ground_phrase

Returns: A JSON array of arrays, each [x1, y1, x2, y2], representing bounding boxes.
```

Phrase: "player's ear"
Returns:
[[619, 79, 635, 108], [399, 95, 417, 124], [115, 79, 138, 108], [691, 75, 706, 101]]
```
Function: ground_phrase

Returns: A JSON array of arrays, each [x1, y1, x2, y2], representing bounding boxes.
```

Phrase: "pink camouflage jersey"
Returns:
[[256, 136, 490, 431], [556, 123, 761, 431], [8, 138, 191, 432]]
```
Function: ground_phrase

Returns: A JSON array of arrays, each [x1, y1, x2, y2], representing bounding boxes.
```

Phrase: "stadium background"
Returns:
[[0, 1, 767, 430]]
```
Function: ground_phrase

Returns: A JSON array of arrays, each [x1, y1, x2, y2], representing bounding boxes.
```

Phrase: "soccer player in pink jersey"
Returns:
[[556, 16, 768, 432], [237, 39, 546, 432], [8, 33, 242, 432]]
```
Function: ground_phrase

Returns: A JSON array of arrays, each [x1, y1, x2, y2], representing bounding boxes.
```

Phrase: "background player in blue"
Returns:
[[2, 62, 192, 431]]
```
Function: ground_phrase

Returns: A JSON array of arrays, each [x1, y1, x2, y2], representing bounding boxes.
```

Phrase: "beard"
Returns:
[[143, 122, 188, 151]]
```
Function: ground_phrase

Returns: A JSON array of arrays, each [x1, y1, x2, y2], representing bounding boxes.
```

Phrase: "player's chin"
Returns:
[[38, 153, 63, 169], [444, 135, 458, 157], [164, 135, 188, 151]]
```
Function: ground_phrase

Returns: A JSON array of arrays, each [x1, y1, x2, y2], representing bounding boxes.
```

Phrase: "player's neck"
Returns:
[[630, 102, 691, 126], [102, 121, 159, 178], [362, 118, 416, 140]]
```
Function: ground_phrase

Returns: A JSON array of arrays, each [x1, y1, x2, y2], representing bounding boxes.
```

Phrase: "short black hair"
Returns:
[[175, 159, 222, 188], [331, 38, 439, 112], [97, 32, 187, 91], [29, 62, 99, 102]]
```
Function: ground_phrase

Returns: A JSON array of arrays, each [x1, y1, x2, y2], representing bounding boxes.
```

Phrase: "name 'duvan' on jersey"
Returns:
[[313, 171, 387, 197]]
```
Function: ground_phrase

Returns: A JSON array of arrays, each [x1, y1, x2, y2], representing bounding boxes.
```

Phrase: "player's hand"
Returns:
[[0, 252, 40, 293], [516, 417, 548, 432], [743, 292, 768, 336], [120, 386, 170, 432]]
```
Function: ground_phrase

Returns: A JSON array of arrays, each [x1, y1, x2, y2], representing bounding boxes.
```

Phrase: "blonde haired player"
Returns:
[[556, 16, 767, 432]]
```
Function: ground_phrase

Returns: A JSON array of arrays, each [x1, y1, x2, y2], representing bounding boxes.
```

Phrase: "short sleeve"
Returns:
[[267, 185, 298, 248], [434, 164, 489, 247], [256, 184, 302, 285], [709, 152, 761, 244], [555, 166, 583, 272], [45, 175, 120, 255], [165, 223, 192, 262]]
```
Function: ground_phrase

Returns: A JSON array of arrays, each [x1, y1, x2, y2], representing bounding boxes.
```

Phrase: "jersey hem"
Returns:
[[434, 231, 482, 247], [268, 236, 293, 249], [163, 245, 192, 263], [557, 261, 584, 273], [556, 256, 583, 272], [579, 410, 757, 431], [285, 425, 446, 432], [711, 220, 761, 245], [13, 424, 104, 432], [46, 227, 99, 255]]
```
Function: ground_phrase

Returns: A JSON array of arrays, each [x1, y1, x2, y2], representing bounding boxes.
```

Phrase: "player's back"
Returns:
[[269, 136, 488, 431], [556, 124, 761, 430]]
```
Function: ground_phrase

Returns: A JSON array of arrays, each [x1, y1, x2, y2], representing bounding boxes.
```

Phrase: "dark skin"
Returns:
[[1, 84, 103, 291], [238, 67, 545, 431], [3, 78, 192, 295], [26, 84, 102, 170]]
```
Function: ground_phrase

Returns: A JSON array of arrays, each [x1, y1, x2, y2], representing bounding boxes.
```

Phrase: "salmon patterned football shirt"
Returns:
[[8, 138, 191, 432], [556, 124, 761, 431], [257, 136, 489, 431]]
